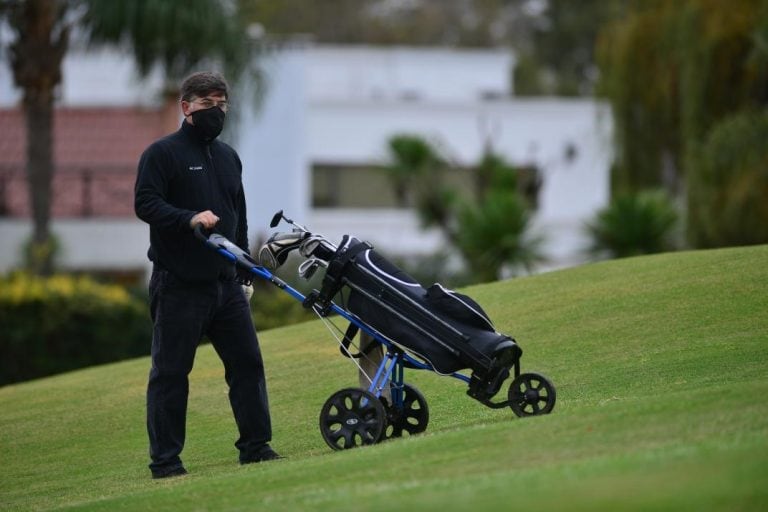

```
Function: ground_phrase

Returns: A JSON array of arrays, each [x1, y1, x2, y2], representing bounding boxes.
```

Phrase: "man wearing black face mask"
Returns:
[[135, 71, 282, 479]]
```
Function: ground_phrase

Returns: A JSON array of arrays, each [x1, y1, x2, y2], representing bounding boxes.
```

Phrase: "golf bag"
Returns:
[[305, 235, 522, 392]]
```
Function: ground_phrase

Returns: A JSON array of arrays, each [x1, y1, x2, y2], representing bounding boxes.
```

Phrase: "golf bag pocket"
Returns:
[[347, 289, 466, 374]]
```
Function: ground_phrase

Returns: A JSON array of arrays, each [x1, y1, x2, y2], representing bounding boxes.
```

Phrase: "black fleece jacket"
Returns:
[[135, 121, 248, 283]]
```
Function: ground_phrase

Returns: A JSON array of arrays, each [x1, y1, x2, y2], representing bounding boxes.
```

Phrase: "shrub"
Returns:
[[687, 109, 768, 248], [250, 284, 314, 331], [457, 191, 544, 282], [586, 190, 679, 259], [0, 272, 151, 385]]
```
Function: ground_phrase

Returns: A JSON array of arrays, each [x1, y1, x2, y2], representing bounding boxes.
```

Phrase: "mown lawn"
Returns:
[[1, 245, 766, 511]]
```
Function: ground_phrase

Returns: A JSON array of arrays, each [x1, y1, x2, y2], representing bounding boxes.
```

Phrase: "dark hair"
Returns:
[[180, 72, 229, 101]]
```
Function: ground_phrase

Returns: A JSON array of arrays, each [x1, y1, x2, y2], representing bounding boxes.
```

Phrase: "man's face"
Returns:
[[181, 92, 228, 124]]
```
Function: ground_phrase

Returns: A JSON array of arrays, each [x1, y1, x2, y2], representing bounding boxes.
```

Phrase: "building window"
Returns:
[[312, 164, 398, 208], [311, 163, 541, 210]]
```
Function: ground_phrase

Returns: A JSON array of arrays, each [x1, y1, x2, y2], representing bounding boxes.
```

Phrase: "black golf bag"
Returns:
[[305, 235, 522, 397]]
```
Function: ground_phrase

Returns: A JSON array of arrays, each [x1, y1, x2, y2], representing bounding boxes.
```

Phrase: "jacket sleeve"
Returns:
[[134, 143, 196, 230], [234, 152, 249, 252], [235, 185, 249, 252]]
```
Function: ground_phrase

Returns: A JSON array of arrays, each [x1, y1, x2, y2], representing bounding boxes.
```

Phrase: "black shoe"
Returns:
[[240, 445, 285, 465], [151, 466, 188, 479]]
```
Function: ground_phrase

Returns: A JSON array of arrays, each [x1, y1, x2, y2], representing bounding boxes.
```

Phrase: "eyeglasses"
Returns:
[[190, 97, 229, 112]]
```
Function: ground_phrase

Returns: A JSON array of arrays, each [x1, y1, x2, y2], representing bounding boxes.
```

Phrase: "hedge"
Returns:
[[0, 272, 152, 386], [0, 270, 326, 386]]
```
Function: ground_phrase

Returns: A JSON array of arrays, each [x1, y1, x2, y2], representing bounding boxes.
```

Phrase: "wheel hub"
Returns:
[[524, 388, 540, 403]]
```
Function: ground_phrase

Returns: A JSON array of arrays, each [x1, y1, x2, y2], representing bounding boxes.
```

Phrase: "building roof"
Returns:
[[0, 107, 176, 168], [0, 106, 178, 218]]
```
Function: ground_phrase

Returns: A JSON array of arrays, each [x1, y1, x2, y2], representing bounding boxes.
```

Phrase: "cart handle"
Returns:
[[193, 223, 259, 270], [193, 223, 208, 242]]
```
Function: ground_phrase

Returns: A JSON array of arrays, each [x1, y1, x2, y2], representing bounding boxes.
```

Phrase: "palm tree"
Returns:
[[385, 134, 544, 282], [457, 191, 543, 283], [84, 0, 252, 82], [1, 0, 256, 275], [3, 0, 68, 275], [586, 190, 678, 259], [385, 135, 443, 208]]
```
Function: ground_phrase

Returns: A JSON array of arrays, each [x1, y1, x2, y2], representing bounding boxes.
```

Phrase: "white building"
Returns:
[[0, 43, 611, 279], [242, 44, 612, 271]]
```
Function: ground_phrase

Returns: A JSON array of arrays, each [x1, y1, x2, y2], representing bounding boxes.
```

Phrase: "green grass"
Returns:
[[1, 245, 766, 511]]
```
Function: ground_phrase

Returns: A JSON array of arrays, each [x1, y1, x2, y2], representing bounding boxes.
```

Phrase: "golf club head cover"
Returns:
[[258, 230, 309, 270], [299, 234, 336, 261]]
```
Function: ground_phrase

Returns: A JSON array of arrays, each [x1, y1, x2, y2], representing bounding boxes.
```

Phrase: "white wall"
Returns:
[[307, 45, 513, 102], [0, 46, 165, 107], [0, 219, 151, 275], [237, 47, 310, 243]]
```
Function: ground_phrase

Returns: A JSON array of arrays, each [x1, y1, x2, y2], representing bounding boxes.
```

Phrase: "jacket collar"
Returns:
[[181, 120, 212, 146]]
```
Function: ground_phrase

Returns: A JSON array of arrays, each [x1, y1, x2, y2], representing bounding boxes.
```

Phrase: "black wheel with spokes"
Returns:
[[319, 388, 387, 450], [508, 372, 556, 417], [382, 383, 429, 439]]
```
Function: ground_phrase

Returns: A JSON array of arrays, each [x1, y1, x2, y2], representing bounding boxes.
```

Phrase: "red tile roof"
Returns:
[[0, 106, 179, 218], [0, 107, 176, 167]]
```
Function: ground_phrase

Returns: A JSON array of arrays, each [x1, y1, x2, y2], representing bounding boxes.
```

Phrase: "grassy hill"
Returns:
[[1, 245, 766, 511]]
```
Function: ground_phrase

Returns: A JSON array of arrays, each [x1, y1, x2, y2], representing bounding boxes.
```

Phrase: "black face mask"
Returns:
[[191, 106, 225, 141]]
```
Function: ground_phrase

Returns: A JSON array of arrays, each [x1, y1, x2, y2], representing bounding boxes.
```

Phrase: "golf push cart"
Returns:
[[195, 210, 556, 451]]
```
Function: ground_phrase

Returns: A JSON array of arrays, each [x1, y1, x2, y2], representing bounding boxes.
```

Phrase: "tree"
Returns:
[[385, 135, 443, 208], [242, 0, 626, 96], [1, 0, 256, 275], [3, 0, 69, 275], [511, 0, 629, 96], [597, 0, 768, 247], [457, 150, 543, 280], [240, 0, 500, 47], [84, 0, 252, 82], [688, 110, 768, 247], [384, 134, 543, 283], [457, 190, 542, 282]]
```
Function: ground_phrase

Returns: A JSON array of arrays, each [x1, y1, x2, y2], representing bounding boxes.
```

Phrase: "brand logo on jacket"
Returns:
[[188, 165, 204, 171]]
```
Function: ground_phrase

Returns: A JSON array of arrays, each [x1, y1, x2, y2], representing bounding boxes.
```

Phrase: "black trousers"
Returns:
[[146, 269, 272, 473]]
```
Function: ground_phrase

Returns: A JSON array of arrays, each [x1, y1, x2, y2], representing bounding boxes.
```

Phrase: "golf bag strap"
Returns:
[[339, 323, 360, 358], [317, 240, 372, 306], [339, 323, 378, 359]]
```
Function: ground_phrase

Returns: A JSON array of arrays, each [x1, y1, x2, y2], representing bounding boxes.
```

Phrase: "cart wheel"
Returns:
[[382, 383, 429, 439], [508, 372, 556, 417], [319, 388, 387, 450]]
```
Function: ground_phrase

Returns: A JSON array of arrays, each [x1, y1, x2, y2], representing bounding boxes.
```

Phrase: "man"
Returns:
[[135, 71, 281, 479]]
